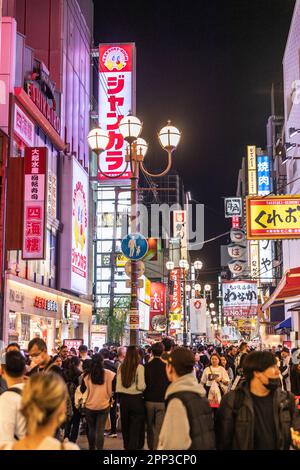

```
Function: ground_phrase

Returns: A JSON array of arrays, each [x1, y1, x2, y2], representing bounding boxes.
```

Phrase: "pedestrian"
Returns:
[[144, 342, 170, 450], [115, 346, 126, 369], [63, 356, 82, 443], [0, 351, 27, 446], [234, 342, 249, 376], [59, 346, 69, 368], [52, 355, 63, 369], [279, 347, 292, 391], [226, 345, 238, 377], [216, 350, 300, 450], [6, 343, 21, 353], [26, 338, 62, 377], [78, 345, 92, 372], [80, 353, 115, 450], [201, 353, 230, 401], [157, 347, 215, 450], [0, 373, 79, 450], [197, 345, 210, 369], [291, 363, 300, 396], [220, 355, 234, 385], [99, 348, 118, 438], [116, 345, 146, 450]]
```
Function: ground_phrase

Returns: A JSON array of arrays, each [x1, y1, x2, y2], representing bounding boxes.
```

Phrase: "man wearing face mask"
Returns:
[[216, 351, 300, 450], [26, 338, 63, 377]]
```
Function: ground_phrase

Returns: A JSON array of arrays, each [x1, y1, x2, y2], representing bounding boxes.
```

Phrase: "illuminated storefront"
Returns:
[[4, 274, 92, 351]]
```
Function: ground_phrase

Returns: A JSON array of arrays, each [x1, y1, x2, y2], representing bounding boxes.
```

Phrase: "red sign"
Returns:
[[63, 339, 83, 352], [169, 268, 181, 313], [34, 296, 58, 312], [27, 82, 61, 134], [232, 216, 240, 228], [98, 43, 135, 181], [64, 300, 81, 321], [22, 147, 47, 259], [150, 282, 166, 332]]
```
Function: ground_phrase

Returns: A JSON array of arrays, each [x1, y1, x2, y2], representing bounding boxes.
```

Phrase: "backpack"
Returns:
[[2, 387, 23, 440]]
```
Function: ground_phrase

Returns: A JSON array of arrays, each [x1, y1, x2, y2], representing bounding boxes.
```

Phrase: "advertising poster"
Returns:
[[222, 280, 258, 317], [150, 282, 166, 332]]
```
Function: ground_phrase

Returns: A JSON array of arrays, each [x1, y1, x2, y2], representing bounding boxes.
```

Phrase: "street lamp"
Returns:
[[114, 114, 181, 345], [193, 260, 203, 270], [195, 283, 202, 291], [166, 261, 175, 271]]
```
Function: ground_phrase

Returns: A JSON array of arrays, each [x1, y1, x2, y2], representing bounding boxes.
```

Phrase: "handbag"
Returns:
[[74, 383, 88, 413]]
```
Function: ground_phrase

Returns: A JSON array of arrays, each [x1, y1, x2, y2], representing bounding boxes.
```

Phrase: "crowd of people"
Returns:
[[0, 337, 300, 450]]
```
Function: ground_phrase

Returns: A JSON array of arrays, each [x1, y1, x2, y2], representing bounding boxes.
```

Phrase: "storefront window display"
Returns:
[[8, 310, 55, 351]]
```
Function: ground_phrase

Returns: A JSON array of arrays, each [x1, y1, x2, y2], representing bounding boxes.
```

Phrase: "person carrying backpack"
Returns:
[[0, 351, 27, 446], [216, 351, 300, 450], [157, 348, 215, 450]]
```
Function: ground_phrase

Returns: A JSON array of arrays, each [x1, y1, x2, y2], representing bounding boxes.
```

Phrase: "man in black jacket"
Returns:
[[144, 342, 170, 450], [100, 348, 118, 438], [216, 350, 300, 450], [27, 338, 63, 377]]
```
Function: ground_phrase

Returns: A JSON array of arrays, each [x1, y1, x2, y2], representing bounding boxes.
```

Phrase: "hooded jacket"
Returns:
[[157, 373, 215, 450], [216, 380, 300, 450]]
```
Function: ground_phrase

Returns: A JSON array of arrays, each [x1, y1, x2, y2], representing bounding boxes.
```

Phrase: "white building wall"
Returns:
[[283, 0, 300, 277]]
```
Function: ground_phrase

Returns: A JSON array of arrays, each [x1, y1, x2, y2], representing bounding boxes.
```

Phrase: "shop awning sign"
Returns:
[[246, 196, 300, 239]]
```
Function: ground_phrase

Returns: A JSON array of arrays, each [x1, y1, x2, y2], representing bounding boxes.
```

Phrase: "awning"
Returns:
[[262, 267, 300, 311], [274, 317, 292, 331]]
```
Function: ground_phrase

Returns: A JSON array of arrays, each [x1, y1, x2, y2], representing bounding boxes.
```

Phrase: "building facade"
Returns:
[[0, 0, 94, 349]]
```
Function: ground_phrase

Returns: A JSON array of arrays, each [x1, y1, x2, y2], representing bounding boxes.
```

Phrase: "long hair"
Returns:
[[87, 353, 105, 385], [120, 346, 140, 388], [21, 372, 67, 436]]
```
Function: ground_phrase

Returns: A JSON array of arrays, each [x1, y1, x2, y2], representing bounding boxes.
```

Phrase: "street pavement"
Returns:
[[78, 432, 125, 450]]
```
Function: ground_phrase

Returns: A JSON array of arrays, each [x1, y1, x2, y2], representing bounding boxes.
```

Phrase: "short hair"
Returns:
[[239, 342, 248, 351], [6, 342, 21, 352], [243, 351, 277, 382], [28, 338, 47, 353], [167, 347, 195, 376], [60, 345, 68, 351], [100, 348, 110, 359], [3, 351, 26, 378], [79, 345, 88, 353], [281, 347, 290, 354], [162, 337, 174, 352], [151, 342, 164, 357]]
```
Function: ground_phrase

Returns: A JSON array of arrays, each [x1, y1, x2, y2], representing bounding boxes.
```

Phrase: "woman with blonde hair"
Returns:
[[1, 372, 79, 450]]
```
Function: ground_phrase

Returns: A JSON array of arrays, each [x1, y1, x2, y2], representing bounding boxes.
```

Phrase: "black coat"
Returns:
[[144, 357, 170, 402], [291, 366, 300, 396], [216, 381, 300, 450]]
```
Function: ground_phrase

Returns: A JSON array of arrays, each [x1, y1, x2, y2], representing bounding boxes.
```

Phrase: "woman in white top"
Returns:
[[1, 372, 79, 450], [201, 353, 230, 397], [116, 346, 146, 450]]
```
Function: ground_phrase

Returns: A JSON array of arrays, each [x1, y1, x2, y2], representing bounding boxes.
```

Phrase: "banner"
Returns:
[[22, 147, 47, 260], [222, 280, 258, 317], [246, 195, 300, 239], [71, 159, 89, 294], [98, 43, 135, 181], [150, 282, 166, 332], [189, 298, 207, 334], [169, 268, 182, 330], [173, 210, 188, 260], [224, 198, 242, 218]]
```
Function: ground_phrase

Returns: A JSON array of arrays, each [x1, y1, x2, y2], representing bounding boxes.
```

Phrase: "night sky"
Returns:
[[94, 0, 296, 288]]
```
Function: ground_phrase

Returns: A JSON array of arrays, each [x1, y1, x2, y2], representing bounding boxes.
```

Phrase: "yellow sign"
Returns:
[[247, 196, 300, 239], [247, 146, 256, 170], [116, 253, 128, 267], [237, 318, 257, 331]]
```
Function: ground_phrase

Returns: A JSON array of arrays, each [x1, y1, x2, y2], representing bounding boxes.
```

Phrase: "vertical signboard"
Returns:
[[173, 210, 188, 260], [247, 145, 259, 284], [150, 282, 166, 332], [14, 103, 35, 147], [98, 43, 135, 181], [190, 298, 207, 334], [169, 268, 182, 331], [22, 147, 47, 259], [257, 155, 273, 283], [71, 159, 89, 294]]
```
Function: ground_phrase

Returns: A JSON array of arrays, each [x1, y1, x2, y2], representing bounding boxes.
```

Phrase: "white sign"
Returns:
[[227, 244, 246, 259], [173, 210, 188, 259], [259, 239, 273, 283], [228, 259, 247, 275], [189, 298, 207, 334], [14, 103, 35, 147], [71, 159, 89, 294], [98, 44, 135, 181], [230, 228, 246, 244], [224, 198, 242, 218], [222, 281, 258, 318]]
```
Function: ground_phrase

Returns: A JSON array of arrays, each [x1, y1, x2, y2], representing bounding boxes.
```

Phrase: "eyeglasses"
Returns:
[[29, 351, 43, 359]]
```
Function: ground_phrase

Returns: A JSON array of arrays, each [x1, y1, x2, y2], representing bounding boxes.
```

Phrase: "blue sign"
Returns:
[[121, 233, 149, 260], [257, 155, 271, 196]]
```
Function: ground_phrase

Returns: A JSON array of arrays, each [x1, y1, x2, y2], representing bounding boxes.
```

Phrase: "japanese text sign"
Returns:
[[63, 339, 83, 352], [98, 43, 135, 181], [22, 147, 47, 260], [247, 145, 257, 195], [246, 196, 300, 239], [71, 159, 89, 294], [225, 198, 242, 218], [173, 210, 188, 259], [14, 103, 35, 147], [169, 269, 182, 329], [150, 282, 166, 332], [257, 155, 271, 196], [222, 281, 258, 318]]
